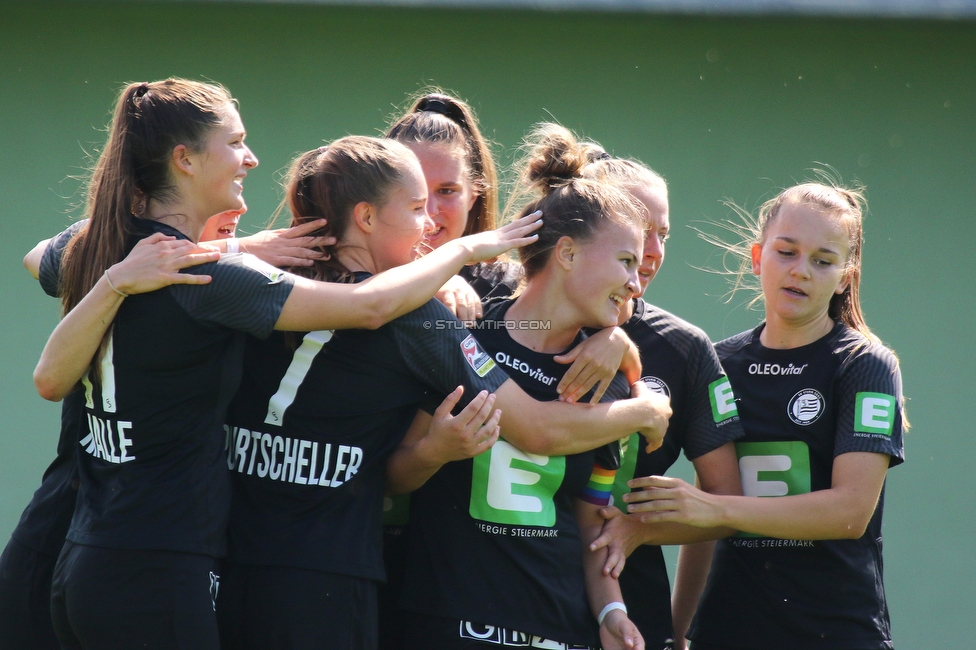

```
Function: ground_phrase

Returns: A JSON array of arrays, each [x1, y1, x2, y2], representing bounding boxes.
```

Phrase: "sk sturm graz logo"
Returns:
[[787, 389, 824, 425], [640, 376, 670, 397], [460, 334, 496, 378]]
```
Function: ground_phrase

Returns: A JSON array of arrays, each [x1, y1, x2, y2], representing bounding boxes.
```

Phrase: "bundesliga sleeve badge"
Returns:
[[461, 334, 496, 378]]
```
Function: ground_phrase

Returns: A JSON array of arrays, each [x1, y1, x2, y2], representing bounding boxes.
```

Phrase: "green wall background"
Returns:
[[2, 3, 973, 645]]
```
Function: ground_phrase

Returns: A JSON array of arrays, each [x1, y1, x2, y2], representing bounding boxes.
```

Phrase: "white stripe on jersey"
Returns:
[[99, 333, 118, 413], [82, 373, 94, 410], [81, 332, 117, 412], [264, 330, 333, 426]]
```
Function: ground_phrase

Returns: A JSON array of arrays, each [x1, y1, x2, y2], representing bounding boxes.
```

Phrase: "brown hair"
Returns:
[[508, 123, 644, 279], [60, 79, 233, 316], [281, 136, 417, 282], [386, 91, 498, 236], [700, 179, 877, 343], [759, 183, 875, 340]]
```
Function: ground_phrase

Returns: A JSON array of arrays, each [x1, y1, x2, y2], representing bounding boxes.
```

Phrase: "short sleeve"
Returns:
[[833, 344, 905, 467], [390, 298, 509, 408], [39, 220, 88, 297], [168, 253, 295, 339], [682, 337, 746, 460]]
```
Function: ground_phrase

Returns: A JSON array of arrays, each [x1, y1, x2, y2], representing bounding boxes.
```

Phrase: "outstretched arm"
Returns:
[[274, 212, 541, 331], [213, 218, 333, 268], [493, 379, 670, 458], [590, 444, 741, 578], [624, 451, 889, 540]]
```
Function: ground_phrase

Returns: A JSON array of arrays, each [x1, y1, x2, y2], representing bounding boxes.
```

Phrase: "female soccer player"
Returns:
[[581, 150, 743, 650], [387, 91, 519, 312], [624, 182, 906, 649], [390, 124, 659, 650], [3, 209, 328, 650], [30, 78, 543, 649], [215, 136, 669, 649]]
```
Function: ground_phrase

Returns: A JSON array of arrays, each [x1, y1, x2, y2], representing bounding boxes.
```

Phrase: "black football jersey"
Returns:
[[689, 322, 904, 649], [400, 299, 627, 647], [223, 275, 508, 581], [48, 218, 295, 557]]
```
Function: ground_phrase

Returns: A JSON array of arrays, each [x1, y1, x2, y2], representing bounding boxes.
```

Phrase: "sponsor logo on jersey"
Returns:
[[735, 440, 811, 538], [493, 351, 557, 386], [735, 440, 811, 497], [459, 621, 590, 648], [708, 377, 739, 423], [748, 362, 808, 376], [854, 392, 896, 436], [470, 440, 565, 527], [461, 334, 496, 377], [242, 254, 286, 284], [640, 375, 670, 397], [787, 388, 824, 425]]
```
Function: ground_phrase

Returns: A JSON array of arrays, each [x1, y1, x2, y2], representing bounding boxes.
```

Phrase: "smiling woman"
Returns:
[[26, 79, 547, 650]]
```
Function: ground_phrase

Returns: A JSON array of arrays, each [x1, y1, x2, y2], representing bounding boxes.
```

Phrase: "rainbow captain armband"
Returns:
[[579, 465, 616, 506]]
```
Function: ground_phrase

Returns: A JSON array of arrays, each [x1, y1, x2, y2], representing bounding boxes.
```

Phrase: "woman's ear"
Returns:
[[553, 236, 576, 271], [750, 242, 762, 276], [835, 267, 853, 295], [352, 201, 376, 234], [171, 144, 193, 176]]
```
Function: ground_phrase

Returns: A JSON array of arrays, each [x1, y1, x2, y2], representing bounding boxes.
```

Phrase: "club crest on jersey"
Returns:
[[461, 334, 496, 377], [639, 375, 670, 397], [787, 389, 824, 426]]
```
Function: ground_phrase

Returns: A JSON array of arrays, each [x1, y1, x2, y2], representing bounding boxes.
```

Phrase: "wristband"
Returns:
[[597, 601, 627, 626], [104, 269, 129, 298], [226, 238, 239, 254]]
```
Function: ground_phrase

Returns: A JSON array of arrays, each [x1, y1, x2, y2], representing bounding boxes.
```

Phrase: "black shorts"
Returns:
[[400, 612, 597, 650], [216, 561, 378, 650], [50, 541, 220, 650], [0, 538, 61, 650]]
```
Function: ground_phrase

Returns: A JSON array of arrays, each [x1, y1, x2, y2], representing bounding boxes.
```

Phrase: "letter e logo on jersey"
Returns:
[[708, 377, 738, 423], [469, 440, 565, 527], [787, 389, 824, 426], [460, 334, 496, 377], [735, 441, 812, 497], [854, 392, 895, 435], [734, 440, 811, 537]]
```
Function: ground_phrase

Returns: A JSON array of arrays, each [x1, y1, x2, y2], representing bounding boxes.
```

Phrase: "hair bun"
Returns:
[[524, 123, 588, 194]]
